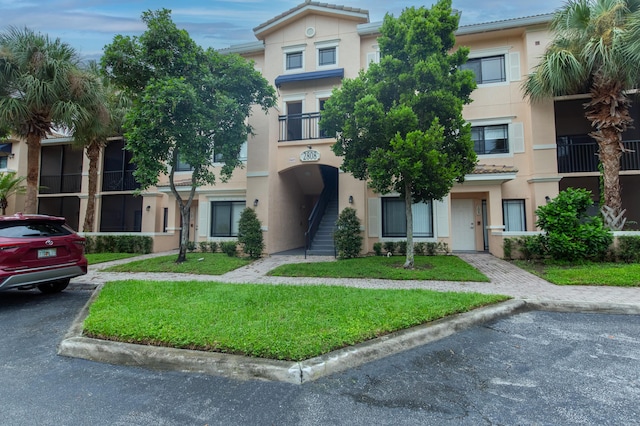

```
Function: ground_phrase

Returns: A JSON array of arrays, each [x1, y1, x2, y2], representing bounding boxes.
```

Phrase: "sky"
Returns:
[[0, 0, 566, 61]]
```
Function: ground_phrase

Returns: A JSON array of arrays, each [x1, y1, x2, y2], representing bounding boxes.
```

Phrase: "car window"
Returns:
[[0, 221, 72, 238]]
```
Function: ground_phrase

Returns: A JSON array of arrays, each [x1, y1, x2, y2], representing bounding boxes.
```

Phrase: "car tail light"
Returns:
[[0, 242, 24, 251]]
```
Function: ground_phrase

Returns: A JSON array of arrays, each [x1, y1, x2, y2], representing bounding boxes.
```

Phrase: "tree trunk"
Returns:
[[83, 141, 100, 232], [177, 202, 190, 263], [24, 133, 41, 214], [403, 180, 414, 269], [585, 74, 633, 221]]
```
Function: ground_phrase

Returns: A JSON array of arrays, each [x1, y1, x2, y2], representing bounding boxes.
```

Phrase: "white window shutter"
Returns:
[[368, 197, 380, 237], [198, 202, 209, 237], [366, 51, 379, 70], [509, 52, 521, 82], [510, 122, 525, 154], [435, 196, 450, 238]]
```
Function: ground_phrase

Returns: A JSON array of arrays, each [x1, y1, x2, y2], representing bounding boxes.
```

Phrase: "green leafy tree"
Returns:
[[535, 188, 613, 260], [102, 9, 275, 263], [320, 0, 477, 268], [237, 207, 264, 259], [0, 27, 96, 213], [73, 61, 131, 232], [523, 0, 640, 229], [0, 171, 26, 214], [334, 207, 363, 259]]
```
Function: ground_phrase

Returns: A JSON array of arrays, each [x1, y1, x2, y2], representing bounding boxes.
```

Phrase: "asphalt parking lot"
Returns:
[[1, 288, 639, 425]]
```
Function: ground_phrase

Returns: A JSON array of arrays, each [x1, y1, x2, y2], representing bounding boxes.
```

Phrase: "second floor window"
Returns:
[[318, 47, 336, 66], [472, 124, 509, 155], [461, 55, 506, 85], [286, 51, 303, 70]]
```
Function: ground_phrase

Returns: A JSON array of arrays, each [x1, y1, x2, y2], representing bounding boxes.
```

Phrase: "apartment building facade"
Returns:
[[3, 1, 639, 256]]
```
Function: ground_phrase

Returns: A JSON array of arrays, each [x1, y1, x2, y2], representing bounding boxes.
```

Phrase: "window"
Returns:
[[503, 200, 526, 231], [175, 153, 193, 171], [461, 55, 506, 84], [382, 198, 433, 238], [286, 51, 303, 70], [214, 141, 247, 163], [472, 124, 509, 155], [318, 47, 336, 66], [0, 156, 7, 169], [211, 201, 244, 237]]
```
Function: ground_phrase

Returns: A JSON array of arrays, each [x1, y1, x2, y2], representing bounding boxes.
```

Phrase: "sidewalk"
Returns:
[[73, 251, 640, 307]]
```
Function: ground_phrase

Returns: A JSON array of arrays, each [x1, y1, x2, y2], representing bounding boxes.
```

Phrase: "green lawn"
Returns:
[[100, 253, 252, 275], [84, 280, 509, 361], [268, 255, 490, 282], [513, 260, 640, 286], [85, 253, 140, 264]]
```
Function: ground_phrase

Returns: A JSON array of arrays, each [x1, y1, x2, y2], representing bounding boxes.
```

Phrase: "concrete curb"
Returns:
[[58, 289, 640, 384]]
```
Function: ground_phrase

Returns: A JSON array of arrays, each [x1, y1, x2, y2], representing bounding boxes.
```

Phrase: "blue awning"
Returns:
[[275, 68, 344, 88], [0, 143, 12, 156]]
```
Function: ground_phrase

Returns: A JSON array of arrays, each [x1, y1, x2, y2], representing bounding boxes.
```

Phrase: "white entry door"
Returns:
[[451, 199, 476, 251]]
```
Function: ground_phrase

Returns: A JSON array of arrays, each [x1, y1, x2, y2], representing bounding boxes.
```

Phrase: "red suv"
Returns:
[[0, 213, 87, 293]]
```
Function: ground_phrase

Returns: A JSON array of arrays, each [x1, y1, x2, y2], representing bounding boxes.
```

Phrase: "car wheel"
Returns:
[[37, 279, 70, 294]]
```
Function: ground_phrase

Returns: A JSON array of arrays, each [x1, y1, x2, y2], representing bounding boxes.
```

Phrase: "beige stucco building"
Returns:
[[3, 1, 639, 256]]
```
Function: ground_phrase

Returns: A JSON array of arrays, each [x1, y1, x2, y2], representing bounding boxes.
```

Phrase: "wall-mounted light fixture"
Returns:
[[545, 196, 551, 203], [348, 195, 354, 204], [8, 153, 15, 159], [146, 205, 151, 212], [253, 199, 259, 207], [307, 145, 312, 150]]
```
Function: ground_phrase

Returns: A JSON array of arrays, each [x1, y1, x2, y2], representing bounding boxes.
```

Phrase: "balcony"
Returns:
[[557, 136, 640, 173], [102, 170, 140, 192], [279, 112, 328, 142], [39, 174, 82, 194]]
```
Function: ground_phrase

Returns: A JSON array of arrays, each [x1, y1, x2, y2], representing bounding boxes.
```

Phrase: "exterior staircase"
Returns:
[[306, 193, 338, 256]]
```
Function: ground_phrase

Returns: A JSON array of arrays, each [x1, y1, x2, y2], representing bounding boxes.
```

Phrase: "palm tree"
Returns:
[[73, 62, 131, 232], [0, 27, 95, 214], [0, 171, 26, 215], [523, 0, 640, 229]]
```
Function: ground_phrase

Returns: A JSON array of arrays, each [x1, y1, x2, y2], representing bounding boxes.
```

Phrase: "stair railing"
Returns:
[[305, 186, 331, 259]]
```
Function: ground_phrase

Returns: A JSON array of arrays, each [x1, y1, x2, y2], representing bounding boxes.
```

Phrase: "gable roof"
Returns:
[[253, 1, 369, 39]]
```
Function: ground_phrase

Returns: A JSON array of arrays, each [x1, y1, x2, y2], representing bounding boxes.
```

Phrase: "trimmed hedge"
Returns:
[[84, 235, 153, 254]]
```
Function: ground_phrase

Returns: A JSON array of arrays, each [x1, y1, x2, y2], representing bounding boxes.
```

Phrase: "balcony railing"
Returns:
[[39, 174, 82, 194], [557, 136, 640, 173], [102, 170, 140, 192], [279, 112, 329, 142]]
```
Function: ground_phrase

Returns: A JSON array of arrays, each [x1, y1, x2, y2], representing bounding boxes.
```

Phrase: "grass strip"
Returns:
[[85, 253, 139, 265], [268, 255, 489, 282], [84, 280, 508, 361], [100, 253, 252, 275], [514, 260, 640, 286]]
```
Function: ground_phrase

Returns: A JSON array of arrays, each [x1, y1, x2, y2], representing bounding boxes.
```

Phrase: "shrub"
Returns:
[[221, 241, 237, 257], [198, 242, 209, 253], [397, 240, 407, 255], [186, 241, 197, 252], [383, 241, 396, 254], [414, 242, 426, 256], [333, 207, 362, 259], [615, 235, 640, 263], [373, 242, 383, 256], [536, 188, 613, 261], [208, 241, 218, 253], [83, 235, 152, 254], [237, 207, 264, 259]]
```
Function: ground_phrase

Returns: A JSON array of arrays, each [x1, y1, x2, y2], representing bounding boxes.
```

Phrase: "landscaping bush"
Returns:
[[414, 242, 426, 255], [425, 242, 449, 255], [536, 188, 612, 261], [221, 241, 237, 257], [208, 241, 218, 253], [186, 241, 197, 252], [198, 242, 209, 253], [84, 235, 153, 254], [397, 240, 407, 255], [333, 207, 362, 259], [383, 241, 396, 255], [616, 235, 640, 263], [237, 207, 264, 259], [373, 242, 383, 256]]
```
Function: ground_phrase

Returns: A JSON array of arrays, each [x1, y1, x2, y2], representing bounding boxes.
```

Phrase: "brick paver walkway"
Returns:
[[74, 251, 640, 307]]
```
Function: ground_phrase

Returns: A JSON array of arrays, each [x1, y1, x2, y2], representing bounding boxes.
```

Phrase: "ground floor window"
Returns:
[[100, 194, 142, 232], [211, 201, 244, 237], [503, 199, 526, 231], [382, 198, 433, 238], [38, 196, 80, 231]]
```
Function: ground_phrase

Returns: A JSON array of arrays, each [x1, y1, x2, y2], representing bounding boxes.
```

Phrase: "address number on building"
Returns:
[[300, 149, 321, 162]]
